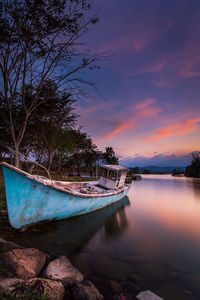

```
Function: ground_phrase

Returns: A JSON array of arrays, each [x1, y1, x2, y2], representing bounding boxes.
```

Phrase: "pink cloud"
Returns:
[[143, 118, 200, 142], [96, 98, 161, 143], [133, 98, 155, 110]]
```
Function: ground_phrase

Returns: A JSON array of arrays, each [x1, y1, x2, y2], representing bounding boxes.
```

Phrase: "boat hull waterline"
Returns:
[[1, 163, 131, 229]]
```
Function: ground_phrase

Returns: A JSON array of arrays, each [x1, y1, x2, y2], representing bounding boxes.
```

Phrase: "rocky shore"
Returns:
[[0, 238, 103, 299], [0, 238, 164, 300]]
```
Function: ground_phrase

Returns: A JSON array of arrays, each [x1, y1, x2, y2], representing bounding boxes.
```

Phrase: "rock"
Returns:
[[136, 290, 164, 300], [95, 256, 132, 279], [0, 238, 23, 252], [110, 280, 122, 292], [3, 248, 46, 279], [73, 256, 92, 277], [72, 280, 104, 300], [0, 278, 23, 294], [131, 274, 143, 281], [138, 264, 166, 281], [43, 255, 83, 287], [184, 289, 192, 295]]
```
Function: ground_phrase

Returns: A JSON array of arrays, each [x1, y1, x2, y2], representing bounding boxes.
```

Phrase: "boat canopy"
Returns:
[[99, 164, 128, 190], [100, 165, 128, 172]]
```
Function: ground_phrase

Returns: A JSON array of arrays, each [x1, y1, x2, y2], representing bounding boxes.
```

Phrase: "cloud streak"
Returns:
[[143, 118, 200, 142], [96, 98, 161, 143]]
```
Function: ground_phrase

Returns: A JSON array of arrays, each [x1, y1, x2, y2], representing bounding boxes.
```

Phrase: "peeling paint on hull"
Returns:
[[1, 163, 131, 229]]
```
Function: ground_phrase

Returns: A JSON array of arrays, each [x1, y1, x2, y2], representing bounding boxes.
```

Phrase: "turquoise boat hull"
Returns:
[[0, 163, 131, 229]]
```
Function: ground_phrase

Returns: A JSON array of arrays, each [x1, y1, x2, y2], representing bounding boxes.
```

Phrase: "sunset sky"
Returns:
[[77, 0, 200, 167]]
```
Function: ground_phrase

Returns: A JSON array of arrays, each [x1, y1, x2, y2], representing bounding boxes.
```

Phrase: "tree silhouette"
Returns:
[[103, 147, 119, 165], [185, 152, 200, 178], [0, 0, 100, 167]]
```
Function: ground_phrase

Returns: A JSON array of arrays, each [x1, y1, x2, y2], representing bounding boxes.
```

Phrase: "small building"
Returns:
[[98, 164, 128, 190]]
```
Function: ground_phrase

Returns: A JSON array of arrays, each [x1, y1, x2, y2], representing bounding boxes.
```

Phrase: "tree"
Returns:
[[53, 129, 76, 173], [0, 0, 100, 167], [103, 147, 119, 165], [129, 167, 139, 174], [172, 168, 183, 176], [185, 152, 200, 178], [28, 81, 78, 171], [69, 129, 98, 172], [143, 168, 150, 174]]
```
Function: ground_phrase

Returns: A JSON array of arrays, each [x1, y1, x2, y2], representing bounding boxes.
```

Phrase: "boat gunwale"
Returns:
[[0, 162, 131, 199]]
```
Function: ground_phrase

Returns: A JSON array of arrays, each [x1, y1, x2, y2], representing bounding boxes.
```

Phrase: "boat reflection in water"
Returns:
[[104, 205, 128, 239], [11, 196, 130, 256]]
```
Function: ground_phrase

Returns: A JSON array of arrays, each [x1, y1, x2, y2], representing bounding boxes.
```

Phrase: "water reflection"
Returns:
[[187, 179, 200, 201], [104, 207, 128, 238], [8, 175, 200, 299], [10, 196, 130, 256]]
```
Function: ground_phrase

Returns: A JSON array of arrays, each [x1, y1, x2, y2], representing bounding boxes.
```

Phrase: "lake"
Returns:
[[9, 175, 200, 299]]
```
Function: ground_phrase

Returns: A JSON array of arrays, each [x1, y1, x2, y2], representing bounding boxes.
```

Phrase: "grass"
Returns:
[[9, 280, 48, 300], [31, 168, 98, 182], [0, 280, 49, 300], [48, 174, 98, 182]]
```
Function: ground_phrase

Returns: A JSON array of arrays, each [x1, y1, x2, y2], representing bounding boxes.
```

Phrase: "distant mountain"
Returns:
[[129, 165, 185, 174], [120, 152, 194, 169]]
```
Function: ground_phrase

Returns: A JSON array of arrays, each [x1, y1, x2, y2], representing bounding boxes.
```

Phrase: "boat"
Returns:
[[10, 196, 130, 256], [0, 162, 131, 229]]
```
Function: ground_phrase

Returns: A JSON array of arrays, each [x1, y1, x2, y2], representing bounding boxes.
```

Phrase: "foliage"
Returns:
[[143, 168, 150, 174], [0, 291, 14, 300], [128, 167, 139, 174], [0, 0, 100, 167], [25, 81, 78, 171], [68, 129, 98, 172], [0, 279, 48, 300], [172, 168, 184, 176], [185, 152, 200, 178], [103, 147, 119, 165]]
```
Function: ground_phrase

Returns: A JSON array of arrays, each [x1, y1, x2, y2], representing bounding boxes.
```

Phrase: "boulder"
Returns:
[[43, 255, 83, 287], [3, 248, 46, 279], [110, 280, 122, 292], [136, 290, 164, 300], [0, 278, 23, 294], [0, 238, 23, 252], [72, 280, 104, 300]]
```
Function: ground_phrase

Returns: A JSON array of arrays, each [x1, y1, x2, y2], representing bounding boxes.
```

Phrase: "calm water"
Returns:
[[9, 175, 200, 299]]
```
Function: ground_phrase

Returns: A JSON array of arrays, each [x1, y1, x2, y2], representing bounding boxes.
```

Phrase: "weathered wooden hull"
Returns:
[[1, 163, 130, 229]]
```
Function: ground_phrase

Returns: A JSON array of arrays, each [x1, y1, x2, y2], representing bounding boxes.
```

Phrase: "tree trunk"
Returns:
[[58, 156, 62, 173], [14, 143, 20, 168], [48, 151, 53, 172]]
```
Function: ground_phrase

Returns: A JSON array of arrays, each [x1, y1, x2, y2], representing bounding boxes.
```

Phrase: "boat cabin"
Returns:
[[98, 165, 128, 190]]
